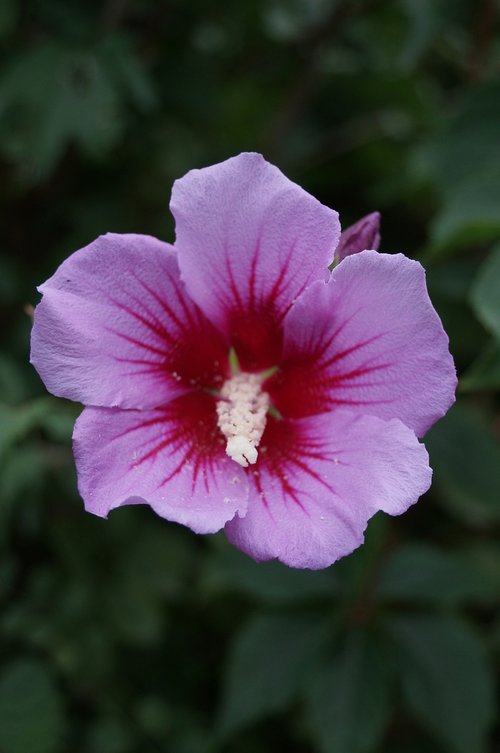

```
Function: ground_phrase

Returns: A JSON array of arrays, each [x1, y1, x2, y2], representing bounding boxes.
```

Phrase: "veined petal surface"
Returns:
[[31, 233, 228, 409], [225, 410, 431, 569], [267, 251, 456, 436], [171, 152, 340, 370], [73, 393, 248, 533]]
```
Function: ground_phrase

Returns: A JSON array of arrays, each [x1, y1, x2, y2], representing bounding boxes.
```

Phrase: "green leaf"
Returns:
[[0, 558, 16, 603], [425, 260, 489, 364], [427, 168, 500, 256], [424, 297, 488, 367], [0, 354, 31, 404], [305, 629, 392, 753], [39, 403, 78, 443], [426, 258, 478, 302], [456, 543, 500, 600], [384, 739, 447, 753], [217, 612, 332, 736], [429, 83, 500, 193], [134, 696, 171, 739], [470, 244, 500, 338], [399, 0, 441, 69], [387, 614, 494, 753], [425, 402, 500, 524], [0, 43, 123, 181], [262, 0, 335, 42], [100, 34, 157, 111], [0, 399, 53, 459], [460, 341, 500, 391], [0, 0, 16, 37], [202, 541, 340, 603], [375, 543, 498, 605], [84, 716, 134, 753], [0, 659, 66, 753], [422, 83, 500, 255], [0, 444, 46, 535]]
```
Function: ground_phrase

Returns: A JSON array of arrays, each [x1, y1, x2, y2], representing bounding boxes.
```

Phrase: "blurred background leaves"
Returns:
[[0, 0, 499, 751]]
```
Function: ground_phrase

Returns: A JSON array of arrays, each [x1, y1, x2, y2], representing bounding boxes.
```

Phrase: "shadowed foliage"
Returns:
[[1, 1, 499, 751]]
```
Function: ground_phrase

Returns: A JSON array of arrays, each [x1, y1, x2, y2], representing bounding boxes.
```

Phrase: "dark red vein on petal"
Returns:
[[248, 237, 262, 311], [286, 455, 337, 497], [307, 309, 362, 363], [133, 272, 189, 333], [105, 327, 169, 358], [108, 295, 178, 348], [320, 361, 392, 385], [267, 240, 300, 315], [225, 242, 244, 310], [319, 332, 387, 370], [325, 396, 395, 407], [114, 282, 177, 343]]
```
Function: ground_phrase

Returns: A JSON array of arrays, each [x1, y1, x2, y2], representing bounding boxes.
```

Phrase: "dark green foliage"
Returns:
[[388, 615, 494, 753], [304, 628, 393, 753], [1, 1, 500, 752], [426, 403, 500, 525], [0, 659, 66, 753], [471, 243, 500, 339], [217, 611, 333, 735]]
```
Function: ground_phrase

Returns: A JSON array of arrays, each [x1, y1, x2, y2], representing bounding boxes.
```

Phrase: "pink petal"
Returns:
[[267, 251, 456, 437], [73, 392, 248, 533], [335, 211, 381, 261], [225, 410, 431, 570], [170, 153, 340, 371], [31, 233, 228, 409]]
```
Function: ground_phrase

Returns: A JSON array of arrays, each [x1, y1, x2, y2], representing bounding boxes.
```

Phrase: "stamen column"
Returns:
[[216, 372, 269, 467]]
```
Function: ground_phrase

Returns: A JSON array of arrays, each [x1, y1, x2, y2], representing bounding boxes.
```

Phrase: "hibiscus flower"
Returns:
[[30, 153, 456, 569]]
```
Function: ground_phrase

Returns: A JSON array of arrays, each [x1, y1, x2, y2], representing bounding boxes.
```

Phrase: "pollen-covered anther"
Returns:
[[216, 372, 269, 467]]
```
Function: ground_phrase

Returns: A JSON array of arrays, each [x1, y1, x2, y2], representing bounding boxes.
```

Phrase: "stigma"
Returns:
[[216, 372, 269, 467]]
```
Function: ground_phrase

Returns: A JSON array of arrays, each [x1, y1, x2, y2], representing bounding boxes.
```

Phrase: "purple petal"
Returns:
[[73, 392, 248, 533], [31, 233, 229, 409], [268, 250, 456, 437], [170, 153, 340, 370], [225, 410, 431, 570], [336, 211, 381, 261]]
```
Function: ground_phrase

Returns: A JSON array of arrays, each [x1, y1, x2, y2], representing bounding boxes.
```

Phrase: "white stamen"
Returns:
[[216, 372, 269, 467]]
